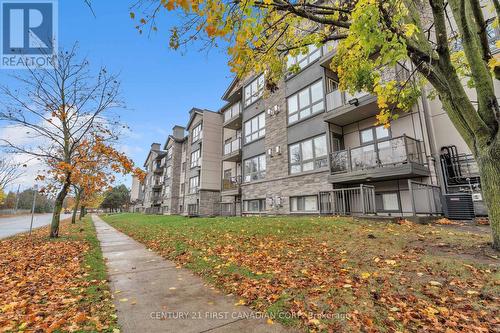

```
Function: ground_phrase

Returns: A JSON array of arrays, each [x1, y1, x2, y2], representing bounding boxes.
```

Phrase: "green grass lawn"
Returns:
[[102, 213, 499, 332]]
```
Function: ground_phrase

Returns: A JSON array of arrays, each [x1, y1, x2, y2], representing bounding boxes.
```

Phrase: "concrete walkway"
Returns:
[[92, 215, 294, 333]]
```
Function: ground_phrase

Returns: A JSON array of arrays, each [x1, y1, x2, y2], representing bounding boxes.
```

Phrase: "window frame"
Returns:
[[286, 45, 322, 72], [375, 191, 401, 213], [243, 154, 266, 183], [287, 80, 325, 124], [190, 149, 201, 168], [244, 112, 266, 144], [188, 176, 199, 194], [288, 134, 328, 174], [290, 195, 319, 212], [359, 125, 391, 145], [243, 199, 266, 213], [192, 123, 202, 143], [244, 74, 265, 107]]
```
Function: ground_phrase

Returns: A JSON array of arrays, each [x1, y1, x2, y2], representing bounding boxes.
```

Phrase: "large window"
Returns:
[[360, 125, 390, 144], [375, 192, 400, 212], [287, 45, 321, 71], [189, 176, 199, 193], [243, 199, 266, 212], [244, 154, 266, 182], [244, 113, 265, 143], [192, 123, 202, 142], [290, 195, 318, 212], [190, 149, 201, 168], [289, 135, 328, 174], [287, 80, 324, 123], [244, 74, 264, 106]]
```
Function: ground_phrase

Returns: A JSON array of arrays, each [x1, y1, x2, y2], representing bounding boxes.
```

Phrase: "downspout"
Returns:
[[419, 86, 447, 193]]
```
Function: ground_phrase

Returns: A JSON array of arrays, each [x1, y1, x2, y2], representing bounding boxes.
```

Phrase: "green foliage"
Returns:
[[100, 184, 130, 211]]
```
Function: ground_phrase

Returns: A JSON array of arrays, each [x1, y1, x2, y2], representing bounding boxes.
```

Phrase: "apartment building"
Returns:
[[217, 40, 490, 218], [141, 143, 167, 214], [179, 108, 223, 216], [161, 125, 186, 215]]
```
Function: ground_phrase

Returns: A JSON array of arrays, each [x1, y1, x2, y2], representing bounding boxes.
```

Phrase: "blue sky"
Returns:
[[0, 0, 233, 190]]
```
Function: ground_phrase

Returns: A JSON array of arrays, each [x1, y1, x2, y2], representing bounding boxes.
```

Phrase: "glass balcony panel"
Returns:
[[378, 137, 407, 165], [330, 150, 348, 173], [350, 144, 377, 170]]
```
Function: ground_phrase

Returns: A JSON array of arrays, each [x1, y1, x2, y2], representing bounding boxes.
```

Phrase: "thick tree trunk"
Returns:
[[476, 144, 500, 250], [50, 178, 71, 238], [71, 192, 80, 224], [80, 205, 86, 219]]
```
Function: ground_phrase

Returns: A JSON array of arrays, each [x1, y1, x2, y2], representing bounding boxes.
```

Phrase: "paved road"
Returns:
[[0, 213, 70, 239]]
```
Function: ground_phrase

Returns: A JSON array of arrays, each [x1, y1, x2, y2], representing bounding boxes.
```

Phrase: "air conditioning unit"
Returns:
[[443, 194, 475, 220]]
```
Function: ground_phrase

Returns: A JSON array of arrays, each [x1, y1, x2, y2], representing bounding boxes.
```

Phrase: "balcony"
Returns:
[[223, 102, 242, 130], [154, 165, 164, 174], [222, 176, 241, 195], [152, 182, 163, 189], [324, 89, 378, 126], [151, 194, 162, 203], [223, 137, 241, 162], [328, 135, 430, 184]]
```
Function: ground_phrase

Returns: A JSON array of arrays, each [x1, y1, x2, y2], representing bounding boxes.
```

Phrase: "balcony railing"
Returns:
[[330, 135, 423, 173], [224, 102, 241, 123], [222, 176, 241, 191], [224, 137, 241, 156], [326, 89, 370, 111]]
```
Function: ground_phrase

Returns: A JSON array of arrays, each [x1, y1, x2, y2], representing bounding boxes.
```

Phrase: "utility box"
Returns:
[[443, 194, 475, 220]]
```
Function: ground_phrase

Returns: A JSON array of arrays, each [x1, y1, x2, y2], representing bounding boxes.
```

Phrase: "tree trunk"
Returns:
[[476, 144, 500, 250], [80, 205, 86, 219], [50, 178, 71, 238], [71, 192, 80, 224]]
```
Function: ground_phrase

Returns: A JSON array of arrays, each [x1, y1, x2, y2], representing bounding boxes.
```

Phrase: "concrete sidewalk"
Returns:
[[92, 215, 294, 333]]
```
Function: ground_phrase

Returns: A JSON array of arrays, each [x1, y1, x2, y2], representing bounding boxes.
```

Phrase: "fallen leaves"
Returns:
[[104, 214, 499, 332], [0, 221, 116, 332]]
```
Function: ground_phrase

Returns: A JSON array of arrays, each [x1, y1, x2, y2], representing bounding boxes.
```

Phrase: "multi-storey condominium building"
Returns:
[[140, 143, 167, 214], [133, 29, 495, 219]]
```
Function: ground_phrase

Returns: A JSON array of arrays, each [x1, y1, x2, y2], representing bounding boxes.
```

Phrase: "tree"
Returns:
[[0, 158, 24, 196], [101, 185, 130, 212], [132, 0, 500, 249], [0, 46, 124, 237]]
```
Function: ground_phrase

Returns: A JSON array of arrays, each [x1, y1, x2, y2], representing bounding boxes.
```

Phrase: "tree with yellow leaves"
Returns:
[[132, 0, 500, 249]]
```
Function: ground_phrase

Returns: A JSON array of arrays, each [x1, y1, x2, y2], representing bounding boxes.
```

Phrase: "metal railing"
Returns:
[[222, 176, 241, 191], [224, 102, 241, 122], [408, 180, 443, 215], [187, 203, 199, 216], [214, 202, 240, 216], [330, 135, 424, 173], [319, 185, 376, 215], [224, 137, 241, 156]]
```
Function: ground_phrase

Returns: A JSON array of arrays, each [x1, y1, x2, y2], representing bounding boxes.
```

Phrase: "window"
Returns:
[[192, 123, 202, 142], [244, 113, 265, 143], [375, 192, 400, 212], [290, 196, 318, 212], [487, 19, 499, 51], [244, 74, 264, 106], [287, 80, 324, 123], [165, 165, 172, 178], [360, 125, 390, 144], [190, 149, 201, 168], [166, 147, 172, 159], [243, 199, 266, 212], [287, 45, 321, 71], [244, 154, 266, 182], [180, 183, 185, 195], [289, 135, 328, 174], [189, 176, 199, 193]]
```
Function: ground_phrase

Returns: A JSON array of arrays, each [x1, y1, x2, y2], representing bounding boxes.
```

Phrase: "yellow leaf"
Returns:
[[235, 299, 245, 306], [361, 272, 371, 279], [119, 298, 128, 302], [267, 318, 274, 325]]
